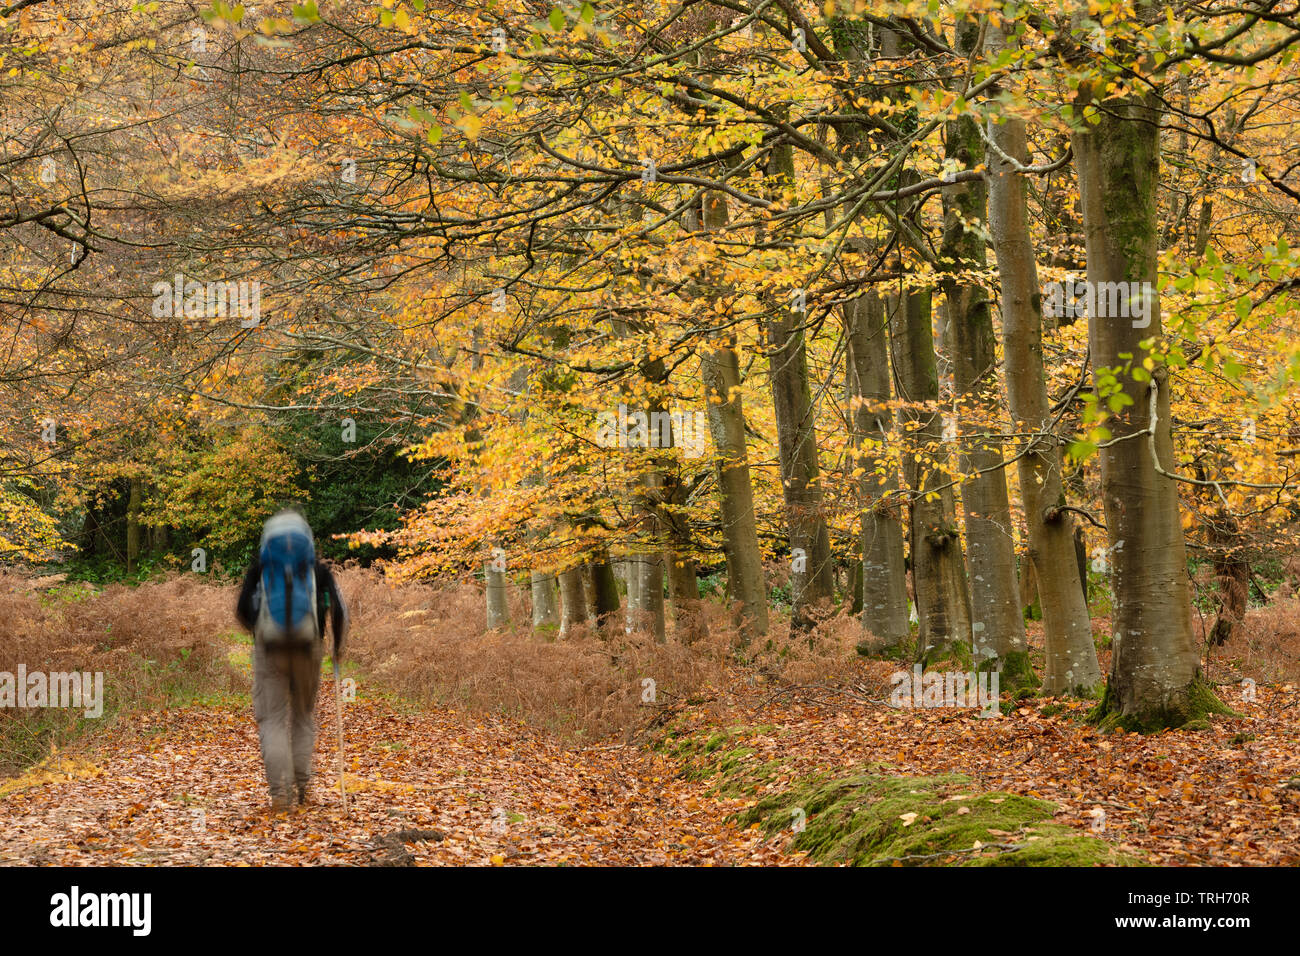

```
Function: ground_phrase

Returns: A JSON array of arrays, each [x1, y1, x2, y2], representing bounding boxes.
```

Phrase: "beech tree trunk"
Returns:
[[558, 566, 587, 638], [126, 476, 142, 575], [588, 549, 621, 635], [485, 553, 509, 631], [633, 472, 668, 643], [844, 291, 910, 654], [624, 555, 643, 632], [764, 135, 834, 627], [890, 289, 973, 664], [1073, 82, 1222, 728], [985, 21, 1097, 693], [939, 48, 1033, 684], [697, 189, 768, 641], [702, 342, 769, 641], [531, 570, 559, 631]]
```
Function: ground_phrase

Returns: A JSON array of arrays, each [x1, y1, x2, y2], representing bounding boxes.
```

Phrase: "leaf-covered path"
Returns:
[[0, 683, 793, 866]]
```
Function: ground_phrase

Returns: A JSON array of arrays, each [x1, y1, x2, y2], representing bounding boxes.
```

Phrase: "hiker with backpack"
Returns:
[[235, 509, 349, 810]]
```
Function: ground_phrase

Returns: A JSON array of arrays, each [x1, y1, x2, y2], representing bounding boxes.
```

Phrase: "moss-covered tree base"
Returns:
[[917, 637, 972, 671], [1089, 673, 1237, 734], [854, 638, 912, 662], [981, 649, 1040, 695]]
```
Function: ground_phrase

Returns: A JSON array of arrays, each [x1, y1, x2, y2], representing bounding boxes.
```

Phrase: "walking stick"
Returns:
[[333, 652, 348, 816]]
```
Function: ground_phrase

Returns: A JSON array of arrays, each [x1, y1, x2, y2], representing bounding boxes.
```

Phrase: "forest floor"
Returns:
[[2, 610, 1299, 866], [0, 678, 795, 866]]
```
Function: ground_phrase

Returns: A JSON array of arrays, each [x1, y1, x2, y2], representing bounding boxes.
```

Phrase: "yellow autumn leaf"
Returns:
[[457, 114, 482, 140]]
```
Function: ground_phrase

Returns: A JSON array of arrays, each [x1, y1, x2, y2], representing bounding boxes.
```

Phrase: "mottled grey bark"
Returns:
[[485, 554, 509, 631], [938, 23, 1033, 684], [890, 289, 973, 664], [1073, 78, 1220, 727], [986, 22, 1099, 694], [624, 555, 642, 632], [588, 549, 621, 634], [764, 133, 834, 627], [844, 292, 910, 653], [558, 566, 587, 638], [702, 343, 769, 641], [695, 191, 768, 641], [530, 570, 559, 630]]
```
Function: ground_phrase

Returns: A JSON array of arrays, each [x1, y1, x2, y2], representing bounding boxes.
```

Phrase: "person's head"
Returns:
[[261, 508, 314, 546]]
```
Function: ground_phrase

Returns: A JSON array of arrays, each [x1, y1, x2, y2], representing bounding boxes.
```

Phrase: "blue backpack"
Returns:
[[254, 511, 319, 646]]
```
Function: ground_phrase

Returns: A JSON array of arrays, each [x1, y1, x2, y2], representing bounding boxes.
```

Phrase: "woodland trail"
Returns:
[[0, 677, 793, 866], [4, 627, 1300, 866]]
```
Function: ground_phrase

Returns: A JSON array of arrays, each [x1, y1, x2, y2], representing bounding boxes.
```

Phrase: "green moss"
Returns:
[[996, 650, 1040, 694], [654, 723, 773, 762], [1073, 681, 1105, 700], [1090, 673, 1236, 733], [735, 770, 1144, 867], [656, 723, 1143, 866], [919, 637, 973, 670], [683, 745, 754, 782], [856, 637, 913, 661], [657, 723, 786, 796]]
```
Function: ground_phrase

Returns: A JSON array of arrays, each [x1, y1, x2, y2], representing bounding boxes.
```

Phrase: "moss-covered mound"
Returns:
[[656, 724, 1145, 867], [736, 771, 1144, 866]]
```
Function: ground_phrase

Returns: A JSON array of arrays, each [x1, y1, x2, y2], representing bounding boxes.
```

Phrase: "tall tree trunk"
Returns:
[[1073, 83, 1224, 728], [702, 344, 769, 641], [633, 484, 668, 643], [588, 548, 621, 635], [939, 47, 1034, 685], [844, 292, 910, 654], [653, 409, 705, 643], [697, 189, 768, 641], [624, 555, 643, 632], [890, 289, 973, 664], [1207, 507, 1248, 646], [485, 557, 509, 630], [558, 566, 587, 638], [483, 364, 527, 633], [126, 476, 142, 574], [531, 570, 559, 631], [764, 134, 834, 627], [581, 563, 599, 621], [608, 300, 672, 643], [830, 15, 910, 655], [985, 22, 1100, 695]]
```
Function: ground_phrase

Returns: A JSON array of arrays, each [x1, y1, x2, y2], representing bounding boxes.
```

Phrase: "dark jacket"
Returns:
[[236, 557, 349, 659]]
